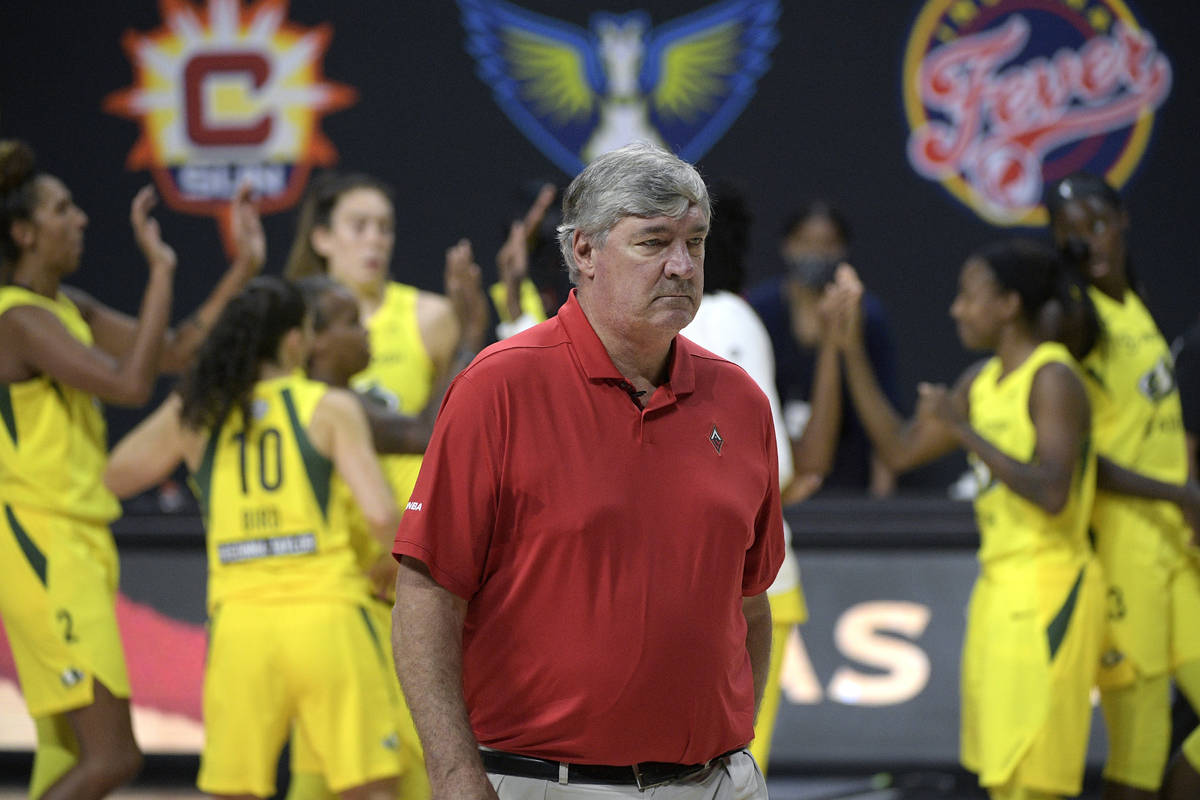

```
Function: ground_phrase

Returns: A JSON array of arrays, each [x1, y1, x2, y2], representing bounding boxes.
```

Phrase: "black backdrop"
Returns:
[[2, 1, 1198, 488]]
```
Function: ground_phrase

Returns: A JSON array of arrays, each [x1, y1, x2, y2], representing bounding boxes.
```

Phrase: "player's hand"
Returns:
[[917, 381, 962, 431], [367, 554, 398, 603], [130, 185, 177, 273], [445, 239, 488, 348], [229, 182, 265, 276], [782, 473, 823, 505], [823, 263, 864, 350], [1179, 480, 1200, 547], [521, 182, 557, 238]]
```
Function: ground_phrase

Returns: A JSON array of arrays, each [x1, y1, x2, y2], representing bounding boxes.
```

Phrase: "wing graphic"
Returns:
[[640, 0, 779, 161], [459, 0, 605, 173]]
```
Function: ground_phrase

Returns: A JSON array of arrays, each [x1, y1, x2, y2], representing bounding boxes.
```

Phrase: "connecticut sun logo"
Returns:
[[103, 0, 357, 245], [903, 0, 1171, 226]]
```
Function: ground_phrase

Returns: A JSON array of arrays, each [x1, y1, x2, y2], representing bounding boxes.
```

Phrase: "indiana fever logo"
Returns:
[[459, 0, 779, 174], [903, 0, 1171, 226], [103, 0, 357, 247]]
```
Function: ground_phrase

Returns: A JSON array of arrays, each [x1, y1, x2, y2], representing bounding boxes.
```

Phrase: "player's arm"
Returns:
[[4, 188, 174, 406], [1096, 458, 1200, 541], [314, 388, 399, 544], [313, 388, 401, 597], [793, 295, 842, 478], [360, 398, 434, 455], [742, 591, 772, 722], [75, 183, 265, 375], [942, 361, 1088, 514], [105, 393, 190, 497], [831, 267, 962, 472], [416, 290, 463, 385], [393, 557, 498, 800]]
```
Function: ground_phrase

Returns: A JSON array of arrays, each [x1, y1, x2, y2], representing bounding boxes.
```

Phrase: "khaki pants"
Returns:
[[487, 751, 767, 799]]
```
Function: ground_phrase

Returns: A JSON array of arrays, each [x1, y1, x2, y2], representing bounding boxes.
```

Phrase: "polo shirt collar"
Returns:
[[557, 289, 695, 398]]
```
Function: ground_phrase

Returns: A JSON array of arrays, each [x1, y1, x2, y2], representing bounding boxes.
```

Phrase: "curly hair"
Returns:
[[178, 276, 307, 432], [0, 139, 39, 278]]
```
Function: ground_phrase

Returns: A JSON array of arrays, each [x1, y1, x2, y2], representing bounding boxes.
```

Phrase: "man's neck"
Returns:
[[306, 361, 351, 389], [577, 295, 675, 394]]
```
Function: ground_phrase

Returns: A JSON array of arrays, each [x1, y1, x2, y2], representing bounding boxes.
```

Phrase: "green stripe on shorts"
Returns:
[[1046, 566, 1085, 661], [5, 504, 47, 586]]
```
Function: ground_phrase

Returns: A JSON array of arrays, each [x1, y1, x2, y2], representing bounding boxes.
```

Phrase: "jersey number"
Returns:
[[233, 427, 283, 494]]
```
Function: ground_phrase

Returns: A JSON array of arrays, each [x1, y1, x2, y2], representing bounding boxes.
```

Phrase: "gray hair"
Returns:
[[557, 142, 710, 284]]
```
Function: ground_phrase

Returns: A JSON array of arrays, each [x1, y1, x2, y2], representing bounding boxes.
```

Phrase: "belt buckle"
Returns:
[[631, 760, 709, 791]]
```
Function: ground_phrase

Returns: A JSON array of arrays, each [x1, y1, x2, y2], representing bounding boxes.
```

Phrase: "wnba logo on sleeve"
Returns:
[[902, 0, 1171, 226], [103, 0, 357, 250]]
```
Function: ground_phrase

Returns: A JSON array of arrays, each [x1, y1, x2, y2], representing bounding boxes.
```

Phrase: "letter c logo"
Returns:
[[184, 52, 272, 146]]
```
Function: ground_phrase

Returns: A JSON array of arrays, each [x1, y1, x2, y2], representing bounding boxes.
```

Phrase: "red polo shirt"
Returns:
[[393, 291, 784, 765]]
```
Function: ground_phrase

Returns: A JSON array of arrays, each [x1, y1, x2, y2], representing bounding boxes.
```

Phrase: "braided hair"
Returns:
[[178, 276, 307, 432], [0, 140, 39, 281]]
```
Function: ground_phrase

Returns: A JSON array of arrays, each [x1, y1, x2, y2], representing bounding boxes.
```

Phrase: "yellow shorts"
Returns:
[[1094, 500, 1200, 680], [0, 503, 129, 718], [198, 599, 402, 797], [960, 560, 1104, 796], [290, 598, 427, 797]]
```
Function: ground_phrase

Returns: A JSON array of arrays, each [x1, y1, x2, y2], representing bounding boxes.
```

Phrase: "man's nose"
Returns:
[[663, 240, 696, 278]]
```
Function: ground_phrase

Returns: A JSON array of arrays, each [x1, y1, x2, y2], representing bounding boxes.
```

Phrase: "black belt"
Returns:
[[479, 747, 742, 790]]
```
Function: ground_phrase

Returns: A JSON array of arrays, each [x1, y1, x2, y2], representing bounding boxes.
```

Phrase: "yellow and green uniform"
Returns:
[[190, 373, 399, 797], [351, 282, 436, 513], [960, 342, 1105, 796], [0, 286, 129, 721], [1083, 288, 1199, 676], [287, 469, 430, 800], [1082, 288, 1200, 790]]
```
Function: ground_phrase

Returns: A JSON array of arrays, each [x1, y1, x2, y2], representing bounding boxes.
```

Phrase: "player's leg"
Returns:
[[987, 783, 1061, 800], [197, 606, 292, 799], [1099, 674, 1170, 800], [29, 714, 77, 798], [748, 618, 790, 772], [39, 680, 142, 800], [1161, 727, 1200, 800], [292, 603, 401, 799], [338, 779, 396, 800], [286, 723, 338, 800]]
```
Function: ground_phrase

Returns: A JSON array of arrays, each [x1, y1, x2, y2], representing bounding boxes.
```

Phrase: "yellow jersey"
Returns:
[[1083, 287, 1187, 541], [968, 342, 1095, 577], [0, 286, 120, 524], [189, 373, 367, 611], [350, 281, 434, 508]]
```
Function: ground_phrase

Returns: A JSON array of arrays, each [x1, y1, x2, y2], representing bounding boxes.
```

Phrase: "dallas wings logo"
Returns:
[[103, 0, 356, 245], [903, 0, 1171, 226], [459, 0, 779, 174]]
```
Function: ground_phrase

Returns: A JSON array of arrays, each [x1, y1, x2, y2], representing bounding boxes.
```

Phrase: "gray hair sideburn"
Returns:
[[557, 142, 711, 285]]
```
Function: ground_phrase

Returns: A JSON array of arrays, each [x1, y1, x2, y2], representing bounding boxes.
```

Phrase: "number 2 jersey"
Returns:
[[0, 286, 120, 524], [189, 373, 368, 612]]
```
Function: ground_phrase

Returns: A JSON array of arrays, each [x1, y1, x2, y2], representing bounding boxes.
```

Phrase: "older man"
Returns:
[[391, 143, 784, 800]]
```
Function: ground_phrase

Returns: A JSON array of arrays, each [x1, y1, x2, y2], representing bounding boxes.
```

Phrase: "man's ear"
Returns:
[[572, 231, 596, 280]]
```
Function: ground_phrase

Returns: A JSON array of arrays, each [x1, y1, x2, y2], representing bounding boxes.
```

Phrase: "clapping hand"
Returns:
[[230, 182, 265, 276], [130, 185, 177, 272], [821, 263, 864, 350], [916, 381, 963, 434], [444, 239, 488, 348]]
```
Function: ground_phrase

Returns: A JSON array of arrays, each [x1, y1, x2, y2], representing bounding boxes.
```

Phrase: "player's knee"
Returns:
[[78, 742, 142, 791]]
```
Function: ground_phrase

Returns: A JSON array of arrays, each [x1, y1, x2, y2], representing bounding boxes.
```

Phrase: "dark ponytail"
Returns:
[[178, 277, 307, 432], [0, 140, 39, 279]]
